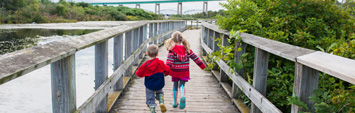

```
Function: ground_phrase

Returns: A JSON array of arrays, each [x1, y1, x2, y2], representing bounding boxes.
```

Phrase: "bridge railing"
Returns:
[[186, 19, 216, 30], [201, 22, 355, 113], [0, 20, 186, 113]]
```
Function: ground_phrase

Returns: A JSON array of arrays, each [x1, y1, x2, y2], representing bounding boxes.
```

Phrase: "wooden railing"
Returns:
[[0, 20, 186, 113], [201, 22, 355, 113], [186, 19, 216, 30]]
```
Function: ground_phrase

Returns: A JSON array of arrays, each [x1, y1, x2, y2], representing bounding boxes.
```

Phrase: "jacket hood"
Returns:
[[172, 45, 189, 62], [144, 58, 161, 71]]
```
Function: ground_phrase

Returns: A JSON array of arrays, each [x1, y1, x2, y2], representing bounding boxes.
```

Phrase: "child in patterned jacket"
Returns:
[[164, 31, 206, 109]]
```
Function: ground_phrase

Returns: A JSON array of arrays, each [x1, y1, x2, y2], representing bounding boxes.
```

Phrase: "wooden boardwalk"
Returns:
[[110, 30, 239, 113]]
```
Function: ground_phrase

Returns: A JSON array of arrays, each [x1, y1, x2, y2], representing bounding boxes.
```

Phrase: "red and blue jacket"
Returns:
[[136, 58, 170, 90]]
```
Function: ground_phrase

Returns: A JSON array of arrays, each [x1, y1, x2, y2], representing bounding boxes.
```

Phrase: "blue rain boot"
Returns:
[[173, 89, 178, 108], [179, 85, 186, 109], [158, 94, 167, 112], [148, 105, 156, 113]]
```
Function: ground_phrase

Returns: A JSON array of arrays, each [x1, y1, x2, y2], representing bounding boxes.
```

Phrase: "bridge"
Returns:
[[0, 20, 355, 113], [89, 0, 225, 15]]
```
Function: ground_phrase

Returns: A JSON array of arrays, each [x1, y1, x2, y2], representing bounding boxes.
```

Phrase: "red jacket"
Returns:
[[166, 45, 206, 78], [136, 58, 170, 90]]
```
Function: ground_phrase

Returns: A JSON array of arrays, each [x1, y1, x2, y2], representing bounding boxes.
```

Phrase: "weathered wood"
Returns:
[[240, 33, 315, 62], [209, 29, 214, 49], [113, 34, 124, 91], [213, 32, 220, 52], [95, 41, 108, 113], [201, 41, 282, 113], [297, 51, 355, 84], [233, 40, 246, 100], [220, 69, 228, 82], [0, 41, 76, 85], [251, 48, 269, 113], [125, 31, 133, 77], [51, 55, 76, 113], [133, 28, 139, 66], [291, 62, 319, 113]]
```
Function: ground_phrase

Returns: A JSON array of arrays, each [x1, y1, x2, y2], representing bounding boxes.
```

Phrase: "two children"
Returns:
[[136, 31, 206, 113]]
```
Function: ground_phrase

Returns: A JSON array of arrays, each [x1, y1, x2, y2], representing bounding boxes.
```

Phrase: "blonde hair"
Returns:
[[147, 44, 159, 57], [164, 31, 191, 53]]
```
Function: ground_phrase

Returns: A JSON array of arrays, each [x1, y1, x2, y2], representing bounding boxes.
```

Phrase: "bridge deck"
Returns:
[[110, 30, 239, 113]]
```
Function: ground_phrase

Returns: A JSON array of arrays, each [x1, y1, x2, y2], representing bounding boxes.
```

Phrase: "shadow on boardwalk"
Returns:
[[110, 30, 239, 113]]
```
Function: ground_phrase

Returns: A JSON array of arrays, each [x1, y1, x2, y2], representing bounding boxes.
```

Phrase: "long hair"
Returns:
[[165, 31, 191, 53]]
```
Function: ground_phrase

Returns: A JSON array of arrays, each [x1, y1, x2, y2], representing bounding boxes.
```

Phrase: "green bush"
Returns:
[[213, 0, 355, 112]]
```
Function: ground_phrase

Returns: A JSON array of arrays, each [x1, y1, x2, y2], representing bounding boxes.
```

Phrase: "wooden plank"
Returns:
[[291, 63, 319, 113], [201, 41, 282, 113], [297, 51, 355, 84], [0, 41, 76, 85], [50, 55, 76, 113], [240, 33, 314, 62], [95, 41, 109, 113], [251, 48, 269, 113], [201, 22, 314, 62]]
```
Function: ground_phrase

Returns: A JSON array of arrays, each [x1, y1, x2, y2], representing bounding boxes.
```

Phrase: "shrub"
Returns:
[[214, 0, 355, 112]]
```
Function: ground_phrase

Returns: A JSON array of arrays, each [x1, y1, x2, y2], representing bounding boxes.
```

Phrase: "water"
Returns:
[[0, 29, 98, 54], [0, 29, 121, 113]]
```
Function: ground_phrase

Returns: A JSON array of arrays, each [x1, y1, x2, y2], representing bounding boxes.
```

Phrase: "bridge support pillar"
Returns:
[[155, 3, 160, 15], [177, 2, 182, 15], [136, 4, 140, 8], [203, 1, 208, 15]]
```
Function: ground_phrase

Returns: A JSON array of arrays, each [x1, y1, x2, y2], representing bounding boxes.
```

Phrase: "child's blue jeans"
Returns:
[[145, 88, 163, 107]]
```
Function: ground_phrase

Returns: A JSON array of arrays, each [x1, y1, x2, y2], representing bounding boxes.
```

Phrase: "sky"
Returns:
[[51, 0, 228, 14]]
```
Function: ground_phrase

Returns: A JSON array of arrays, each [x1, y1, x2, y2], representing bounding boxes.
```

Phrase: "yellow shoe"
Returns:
[[158, 94, 167, 112]]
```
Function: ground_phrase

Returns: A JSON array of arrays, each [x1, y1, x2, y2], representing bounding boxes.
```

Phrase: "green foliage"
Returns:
[[209, 0, 355, 112], [0, 1, 162, 24]]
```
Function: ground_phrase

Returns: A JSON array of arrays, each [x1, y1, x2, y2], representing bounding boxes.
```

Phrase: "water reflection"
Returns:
[[0, 29, 98, 54]]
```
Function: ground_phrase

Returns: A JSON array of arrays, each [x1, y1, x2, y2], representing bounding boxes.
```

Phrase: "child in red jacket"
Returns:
[[136, 44, 170, 113], [165, 31, 206, 109]]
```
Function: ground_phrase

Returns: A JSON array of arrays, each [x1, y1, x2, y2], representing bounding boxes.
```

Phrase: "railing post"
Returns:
[[191, 20, 193, 29], [95, 41, 108, 113], [133, 28, 139, 66], [154, 23, 158, 44], [143, 24, 148, 53], [232, 39, 246, 98], [149, 23, 153, 44], [213, 32, 219, 52], [125, 31, 133, 77], [113, 34, 124, 91], [51, 55, 76, 113], [292, 63, 319, 113], [202, 26, 208, 56], [251, 48, 269, 113], [209, 29, 214, 49], [196, 20, 198, 29], [139, 26, 144, 59]]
